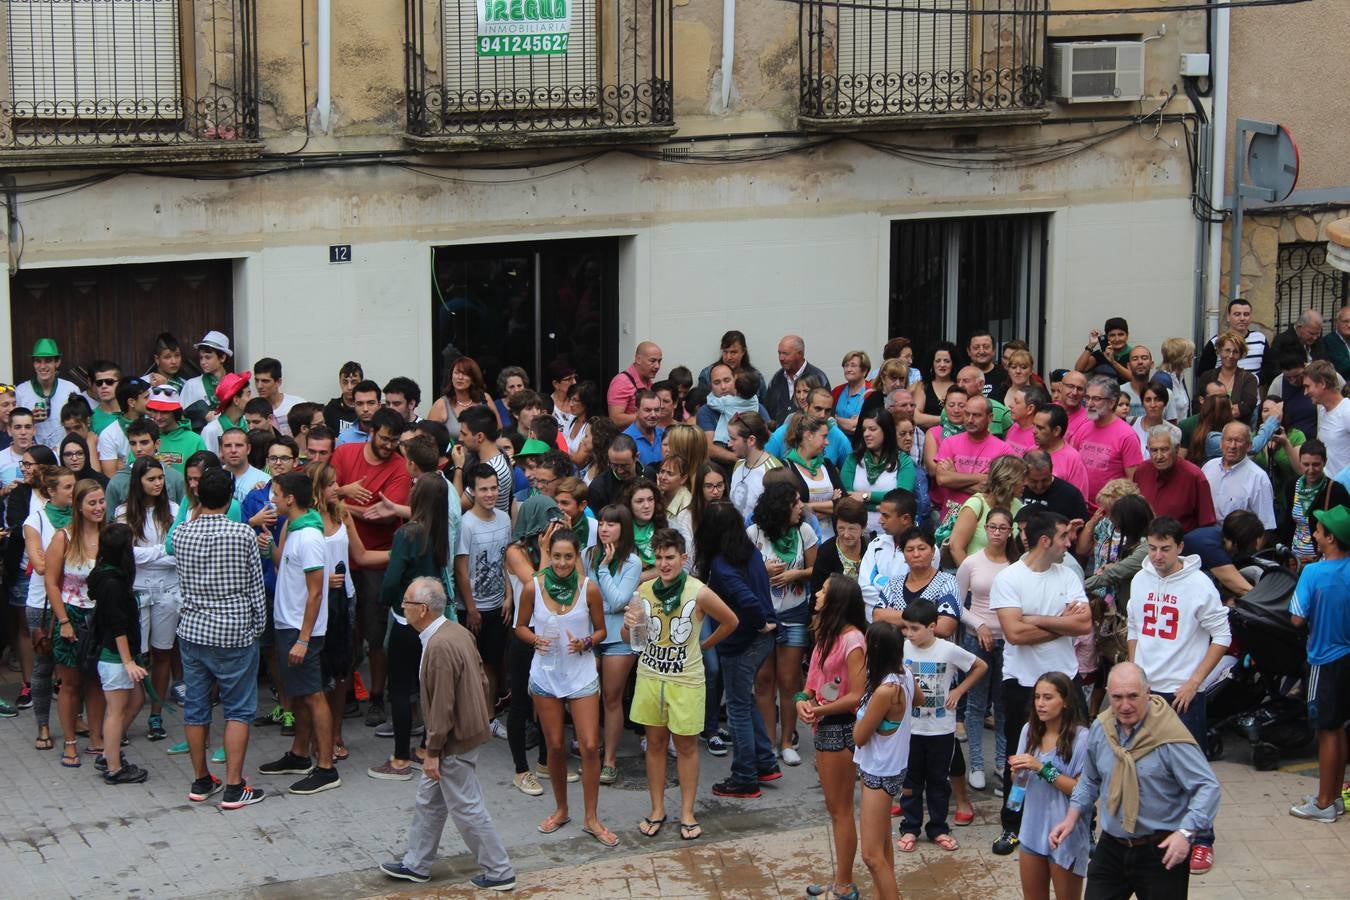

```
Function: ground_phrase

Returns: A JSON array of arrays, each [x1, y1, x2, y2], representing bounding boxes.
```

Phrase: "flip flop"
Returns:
[[933, 833, 959, 852], [537, 814, 571, 834], [679, 821, 703, 841], [897, 833, 918, 853], [34, 735, 53, 751], [583, 824, 620, 848], [954, 809, 975, 826], [333, 744, 349, 762], [638, 815, 667, 837], [60, 740, 80, 768]]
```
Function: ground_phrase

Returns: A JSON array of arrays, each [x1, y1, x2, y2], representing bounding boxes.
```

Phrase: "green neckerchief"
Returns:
[[651, 571, 688, 615], [786, 448, 822, 477], [942, 418, 964, 438], [769, 526, 800, 564], [45, 502, 73, 530], [217, 411, 241, 431], [201, 373, 221, 404], [541, 565, 579, 607], [589, 544, 622, 576], [1296, 475, 1327, 512], [159, 373, 185, 392], [286, 509, 324, 534], [861, 449, 891, 483], [571, 516, 590, 552], [634, 520, 655, 566], [28, 378, 57, 401]]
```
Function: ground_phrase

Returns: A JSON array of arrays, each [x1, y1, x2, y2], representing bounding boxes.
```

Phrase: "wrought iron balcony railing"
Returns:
[[0, 0, 260, 159], [404, 0, 674, 145], [799, 0, 1048, 127]]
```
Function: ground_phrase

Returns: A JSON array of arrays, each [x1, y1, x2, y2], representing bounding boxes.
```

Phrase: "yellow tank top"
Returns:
[[636, 575, 705, 687]]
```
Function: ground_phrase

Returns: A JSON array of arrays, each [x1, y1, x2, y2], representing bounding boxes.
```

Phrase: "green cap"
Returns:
[[1313, 505, 1350, 545], [31, 338, 60, 359], [517, 438, 551, 458]]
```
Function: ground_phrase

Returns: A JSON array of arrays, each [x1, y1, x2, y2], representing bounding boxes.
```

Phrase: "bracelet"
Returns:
[[793, 691, 814, 704], [296, 639, 309, 646], [58, 619, 69, 626], [1039, 762, 1060, 783], [582, 636, 594, 652]]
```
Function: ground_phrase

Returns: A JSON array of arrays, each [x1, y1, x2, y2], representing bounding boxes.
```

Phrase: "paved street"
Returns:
[[0, 667, 1337, 899]]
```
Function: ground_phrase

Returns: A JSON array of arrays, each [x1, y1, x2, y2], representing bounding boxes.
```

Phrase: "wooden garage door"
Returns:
[[9, 260, 233, 384]]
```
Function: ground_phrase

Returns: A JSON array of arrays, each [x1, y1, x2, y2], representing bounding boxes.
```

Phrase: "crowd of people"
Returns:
[[0, 302, 1347, 897]]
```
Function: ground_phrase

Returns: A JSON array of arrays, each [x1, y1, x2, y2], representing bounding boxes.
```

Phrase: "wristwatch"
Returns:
[[1178, 828, 1195, 842]]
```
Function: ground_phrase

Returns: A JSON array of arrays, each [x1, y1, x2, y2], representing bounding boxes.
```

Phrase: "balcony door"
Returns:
[[431, 239, 619, 401]]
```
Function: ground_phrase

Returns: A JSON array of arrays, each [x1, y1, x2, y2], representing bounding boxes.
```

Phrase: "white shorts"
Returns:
[[138, 584, 182, 652], [98, 659, 137, 692]]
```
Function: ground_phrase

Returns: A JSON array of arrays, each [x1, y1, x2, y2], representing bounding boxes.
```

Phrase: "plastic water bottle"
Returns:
[[1006, 767, 1032, 812], [628, 593, 648, 652], [539, 626, 560, 673]]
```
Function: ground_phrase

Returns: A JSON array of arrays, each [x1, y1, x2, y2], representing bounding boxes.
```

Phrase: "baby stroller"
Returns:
[[1205, 548, 1313, 770]]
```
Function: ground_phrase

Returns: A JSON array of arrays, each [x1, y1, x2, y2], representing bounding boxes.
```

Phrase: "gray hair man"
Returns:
[[1200, 422, 1275, 530], [379, 577, 515, 891], [1050, 662, 1221, 897], [1021, 449, 1088, 522]]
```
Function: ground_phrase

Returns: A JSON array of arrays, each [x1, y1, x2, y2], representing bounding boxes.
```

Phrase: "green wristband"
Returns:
[[793, 691, 813, 704], [1039, 762, 1060, 783]]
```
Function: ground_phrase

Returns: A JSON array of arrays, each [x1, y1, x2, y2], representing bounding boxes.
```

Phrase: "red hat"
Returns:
[[215, 371, 252, 412]]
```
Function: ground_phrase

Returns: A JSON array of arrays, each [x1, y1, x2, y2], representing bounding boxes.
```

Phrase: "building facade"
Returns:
[[0, 0, 1219, 402]]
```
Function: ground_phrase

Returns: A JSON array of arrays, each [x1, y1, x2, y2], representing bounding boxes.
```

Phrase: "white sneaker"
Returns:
[[968, 770, 987, 791], [490, 719, 508, 740], [780, 746, 802, 766]]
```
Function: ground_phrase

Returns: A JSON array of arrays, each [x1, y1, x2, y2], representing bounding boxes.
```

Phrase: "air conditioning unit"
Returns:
[[1051, 41, 1145, 103]]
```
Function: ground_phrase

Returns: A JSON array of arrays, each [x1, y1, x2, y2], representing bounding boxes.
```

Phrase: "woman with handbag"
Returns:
[[14, 454, 63, 751], [45, 478, 108, 768]]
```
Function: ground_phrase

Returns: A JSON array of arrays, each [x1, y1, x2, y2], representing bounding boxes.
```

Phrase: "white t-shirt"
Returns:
[[729, 455, 780, 522], [16, 378, 79, 447], [1319, 399, 1350, 477], [0, 446, 24, 485], [989, 560, 1085, 687], [746, 521, 818, 613], [97, 420, 130, 466], [270, 393, 306, 437], [904, 636, 978, 737], [456, 508, 512, 610], [23, 507, 58, 609], [274, 524, 327, 635]]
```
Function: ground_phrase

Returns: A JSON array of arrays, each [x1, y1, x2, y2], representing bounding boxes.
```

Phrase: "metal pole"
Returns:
[[1228, 122, 1245, 301]]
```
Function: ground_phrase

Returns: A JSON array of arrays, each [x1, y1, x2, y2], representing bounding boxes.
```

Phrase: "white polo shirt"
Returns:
[[274, 523, 328, 635], [1201, 456, 1275, 531]]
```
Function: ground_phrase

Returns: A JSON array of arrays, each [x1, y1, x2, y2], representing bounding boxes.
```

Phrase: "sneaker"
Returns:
[[704, 734, 729, 757], [536, 764, 579, 783], [379, 861, 429, 884], [490, 718, 509, 740], [757, 765, 783, 783], [352, 671, 369, 701], [0, 698, 16, 718], [513, 771, 545, 796], [992, 830, 1020, 855], [968, 770, 987, 791], [712, 778, 762, 799], [343, 700, 362, 719], [94, 754, 110, 772], [599, 765, 617, 786], [717, 727, 733, 744], [253, 704, 283, 727], [220, 783, 266, 809], [105, 763, 148, 785], [188, 774, 223, 802], [375, 720, 395, 738], [368, 760, 416, 781], [147, 714, 166, 741], [289, 767, 341, 795], [471, 873, 517, 892], [1290, 798, 1339, 823], [211, 747, 227, 764], [780, 746, 802, 766], [955, 722, 968, 743], [365, 699, 386, 727], [279, 710, 296, 736], [167, 740, 190, 756], [170, 681, 187, 706], [258, 751, 314, 776], [1189, 845, 1214, 875], [16, 685, 32, 710]]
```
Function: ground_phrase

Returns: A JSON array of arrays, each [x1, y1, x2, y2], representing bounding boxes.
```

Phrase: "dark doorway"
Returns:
[[9, 260, 233, 383], [431, 239, 620, 400], [889, 214, 1047, 369]]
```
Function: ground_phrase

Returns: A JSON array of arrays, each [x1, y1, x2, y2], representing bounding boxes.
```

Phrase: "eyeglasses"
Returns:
[[18, 460, 34, 469], [532, 476, 557, 487], [93, 378, 118, 387], [266, 455, 294, 464], [61, 449, 84, 458], [985, 524, 1012, 533], [1085, 394, 1111, 404]]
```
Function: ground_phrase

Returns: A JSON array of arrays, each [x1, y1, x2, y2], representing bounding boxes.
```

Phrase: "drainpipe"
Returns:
[[317, 0, 332, 132], [1203, 0, 1230, 340]]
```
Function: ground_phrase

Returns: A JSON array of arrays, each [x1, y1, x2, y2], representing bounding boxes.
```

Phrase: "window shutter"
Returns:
[[837, 0, 970, 114], [442, 0, 599, 112]]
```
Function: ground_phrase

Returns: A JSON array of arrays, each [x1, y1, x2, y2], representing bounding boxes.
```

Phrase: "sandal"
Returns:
[[638, 815, 667, 837], [583, 824, 620, 848], [537, 813, 571, 834], [954, 809, 975, 826], [60, 740, 81, 768], [679, 821, 703, 841], [933, 833, 959, 852], [34, 732, 53, 751], [897, 833, 918, 853], [333, 744, 349, 762]]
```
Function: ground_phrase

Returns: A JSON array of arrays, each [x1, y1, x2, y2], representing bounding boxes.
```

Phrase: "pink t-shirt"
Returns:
[[806, 627, 866, 705], [935, 431, 1013, 505], [605, 365, 651, 416], [1003, 422, 1036, 454], [1069, 417, 1143, 501], [1050, 444, 1093, 500], [1064, 405, 1089, 442]]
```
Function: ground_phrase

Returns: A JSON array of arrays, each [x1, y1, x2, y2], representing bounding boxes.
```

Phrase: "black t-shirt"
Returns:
[[1021, 478, 1089, 522], [324, 397, 356, 434], [982, 365, 1011, 402]]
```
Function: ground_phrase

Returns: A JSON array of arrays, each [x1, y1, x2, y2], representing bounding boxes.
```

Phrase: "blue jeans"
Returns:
[[180, 639, 260, 726], [721, 631, 777, 784], [701, 615, 724, 736], [960, 629, 1005, 772], [1152, 690, 1214, 848]]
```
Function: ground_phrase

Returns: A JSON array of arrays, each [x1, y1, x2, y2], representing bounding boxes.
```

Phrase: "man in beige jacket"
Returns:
[[379, 577, 516, 891]]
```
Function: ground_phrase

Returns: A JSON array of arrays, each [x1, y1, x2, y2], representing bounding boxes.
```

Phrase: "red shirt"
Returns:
[[332, 442, 411, 567], [1132, 458, 1217, 532]]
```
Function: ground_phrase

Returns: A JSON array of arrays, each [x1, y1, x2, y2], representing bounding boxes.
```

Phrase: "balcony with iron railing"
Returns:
[[0, 0, 261, 165], [404, 0, 675, 148], [799, 0, 1049, 129]]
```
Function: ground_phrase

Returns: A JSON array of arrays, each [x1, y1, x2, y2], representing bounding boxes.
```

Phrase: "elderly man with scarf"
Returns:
[[1050, 662, 1220, 900]]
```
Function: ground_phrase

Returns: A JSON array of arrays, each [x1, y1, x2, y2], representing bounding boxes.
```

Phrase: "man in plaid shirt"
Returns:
[[174, 466, 268, 809]]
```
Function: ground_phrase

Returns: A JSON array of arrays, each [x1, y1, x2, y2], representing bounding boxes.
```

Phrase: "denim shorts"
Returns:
[[775, 601, 812, 648], [528, 675, 600, 700], [595, 639, 638, 658], [98, 659, 136, 692], [180, 639, 260, 726], [9, 576, 29, 608]]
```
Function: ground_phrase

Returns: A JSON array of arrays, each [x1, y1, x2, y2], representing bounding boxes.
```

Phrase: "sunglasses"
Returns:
[[93, 378, 118, 387]]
